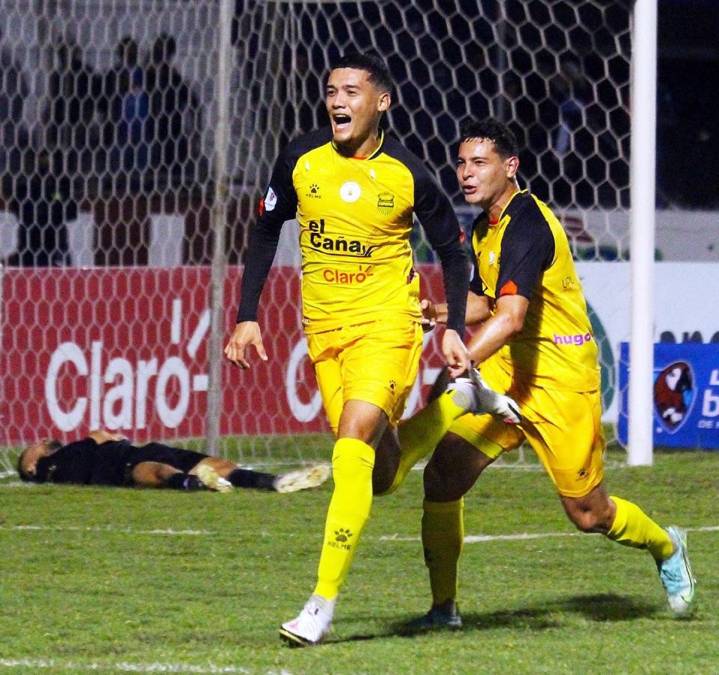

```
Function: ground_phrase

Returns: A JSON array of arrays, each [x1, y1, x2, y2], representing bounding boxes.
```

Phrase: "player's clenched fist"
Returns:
[[224, 321, 268, 369], [441, 328, 470, 379]]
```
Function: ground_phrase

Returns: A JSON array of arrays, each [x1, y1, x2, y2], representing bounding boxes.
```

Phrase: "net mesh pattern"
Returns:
[[0, 0, 632, 472]]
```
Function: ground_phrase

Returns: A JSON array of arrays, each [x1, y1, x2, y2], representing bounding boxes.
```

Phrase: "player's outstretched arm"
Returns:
[[224, 321, 268, 369], [422, 291, 490, 329]]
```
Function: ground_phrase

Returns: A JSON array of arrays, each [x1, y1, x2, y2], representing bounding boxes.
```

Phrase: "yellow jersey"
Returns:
[[471, 191, 599, 391], [237, 128, 468, 334]]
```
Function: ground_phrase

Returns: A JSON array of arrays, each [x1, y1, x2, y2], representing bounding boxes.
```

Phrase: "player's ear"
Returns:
[[377, 91, 391, 113], [505, 155, 520, 179]]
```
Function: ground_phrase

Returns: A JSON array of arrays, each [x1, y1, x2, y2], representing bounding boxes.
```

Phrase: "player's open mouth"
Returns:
[[462, 186, 477, 194], [333, 114, 351, 130]]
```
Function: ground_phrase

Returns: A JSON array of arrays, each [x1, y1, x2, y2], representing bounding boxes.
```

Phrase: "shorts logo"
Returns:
[[377, 191, 394, 214], [265, 186, 277, 212], [488, 251, 497, 265], [306, 183, 321, 199], [654, 361, 694, 432], [340, 181, 361, 203], [553, 332, 593, 347]]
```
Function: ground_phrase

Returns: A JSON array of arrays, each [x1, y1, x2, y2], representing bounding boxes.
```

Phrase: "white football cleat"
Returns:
[[448, 367, 522, 424], [279, 595, 335, 647], [273, 464, 331, 493], [195, 464, 233, 493]]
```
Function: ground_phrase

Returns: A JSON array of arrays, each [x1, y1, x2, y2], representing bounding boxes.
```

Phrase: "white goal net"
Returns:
[[0, 0, 633, 475]]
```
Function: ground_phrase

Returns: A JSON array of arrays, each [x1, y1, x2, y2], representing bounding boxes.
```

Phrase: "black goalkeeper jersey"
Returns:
[[34, 439, 206, 487], [35, 438, 136, 486]]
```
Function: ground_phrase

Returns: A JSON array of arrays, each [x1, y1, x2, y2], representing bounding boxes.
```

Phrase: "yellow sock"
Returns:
[[314, 438, 375, 600], [385, 391, 468, 495], [422, 498, 464, 606], [607, 495, 674, 561]]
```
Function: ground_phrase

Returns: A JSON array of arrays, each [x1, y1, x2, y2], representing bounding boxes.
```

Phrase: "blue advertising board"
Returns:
[[618, 343, 719, 450]]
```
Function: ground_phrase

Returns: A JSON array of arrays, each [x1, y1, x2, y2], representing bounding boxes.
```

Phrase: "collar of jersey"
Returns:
[[493, 188, 528, 225], [331, 129, 385, 160]]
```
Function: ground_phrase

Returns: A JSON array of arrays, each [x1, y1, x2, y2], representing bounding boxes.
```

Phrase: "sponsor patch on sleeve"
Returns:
[[499, 280, 518, 296], [265, 186, 278, 212]]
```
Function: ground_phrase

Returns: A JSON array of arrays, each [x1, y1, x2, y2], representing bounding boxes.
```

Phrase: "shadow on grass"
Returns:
[[335, 593, 660, 644]]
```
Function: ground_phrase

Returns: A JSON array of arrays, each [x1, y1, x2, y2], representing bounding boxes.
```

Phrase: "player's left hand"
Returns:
[[441, 328, 470, 378], [420, 298, 437, 333]]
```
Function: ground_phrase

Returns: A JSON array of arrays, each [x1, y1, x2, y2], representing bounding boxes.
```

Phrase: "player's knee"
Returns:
[[563, 488, 614, 534], [423, 459, 460, 502], [568, 510, 597, 533], [566, 506, 611, 534], [332, 438, 374, 486], [422, 460, 443, 498]]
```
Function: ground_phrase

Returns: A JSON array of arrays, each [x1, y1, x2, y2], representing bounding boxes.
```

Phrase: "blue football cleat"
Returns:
[[657, 526, 696, 617]]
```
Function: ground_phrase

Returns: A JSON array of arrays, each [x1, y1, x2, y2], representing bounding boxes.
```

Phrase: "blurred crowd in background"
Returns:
[[0, 0, 716, 267]]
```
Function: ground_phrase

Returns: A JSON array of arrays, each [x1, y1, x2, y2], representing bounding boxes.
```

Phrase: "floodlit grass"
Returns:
[[2, 447, 717, 673]]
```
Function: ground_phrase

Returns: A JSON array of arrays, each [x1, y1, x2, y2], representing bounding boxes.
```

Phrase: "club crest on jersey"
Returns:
[[377, 191, 395, 214], [265, 186, 277, 212], [654, 361, 695, 433], [340, 181, 361, 203]]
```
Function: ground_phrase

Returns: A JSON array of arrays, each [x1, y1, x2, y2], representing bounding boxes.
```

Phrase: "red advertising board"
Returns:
[[1, 266, 447, 444]]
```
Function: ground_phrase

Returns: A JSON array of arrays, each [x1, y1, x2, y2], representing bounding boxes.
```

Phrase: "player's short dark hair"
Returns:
[[330, 52, 393, 94], [459, 118, 519, 159]]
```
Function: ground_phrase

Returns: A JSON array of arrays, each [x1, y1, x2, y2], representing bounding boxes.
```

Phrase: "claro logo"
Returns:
[[322, 265, 373, 284], [44, 300, 209, 432]]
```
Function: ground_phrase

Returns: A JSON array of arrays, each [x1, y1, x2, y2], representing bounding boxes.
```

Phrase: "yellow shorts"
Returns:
[[307, 319, 423, 432], [448, 356, 605, 498]]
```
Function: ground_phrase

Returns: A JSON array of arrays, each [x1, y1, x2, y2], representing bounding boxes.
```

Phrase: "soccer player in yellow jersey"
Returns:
[[225, 55, 519, 646], [410, 118, 696, 629]]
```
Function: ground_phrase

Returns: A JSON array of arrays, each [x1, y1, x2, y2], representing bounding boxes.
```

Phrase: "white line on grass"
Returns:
[[3, 524, 211, 536], [0, 659, 250, 673], [4, 523, 719, 542], [380, 524, 719, 543]]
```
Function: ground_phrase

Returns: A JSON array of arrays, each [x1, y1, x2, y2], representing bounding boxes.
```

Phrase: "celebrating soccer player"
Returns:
[[406, 118, 696, 631], [225, 54, 518, 646]]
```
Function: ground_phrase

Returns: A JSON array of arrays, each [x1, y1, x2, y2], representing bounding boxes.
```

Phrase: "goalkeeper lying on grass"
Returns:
[[17, 429, 330, 494]]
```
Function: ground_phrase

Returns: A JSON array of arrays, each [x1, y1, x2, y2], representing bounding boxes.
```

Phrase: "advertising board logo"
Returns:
[[654, 361, 695, 432], [44, 299, 208, 432]]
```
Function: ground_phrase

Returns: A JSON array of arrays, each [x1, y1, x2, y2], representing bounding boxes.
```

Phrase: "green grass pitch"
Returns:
[[1, 445, 717, 673]]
